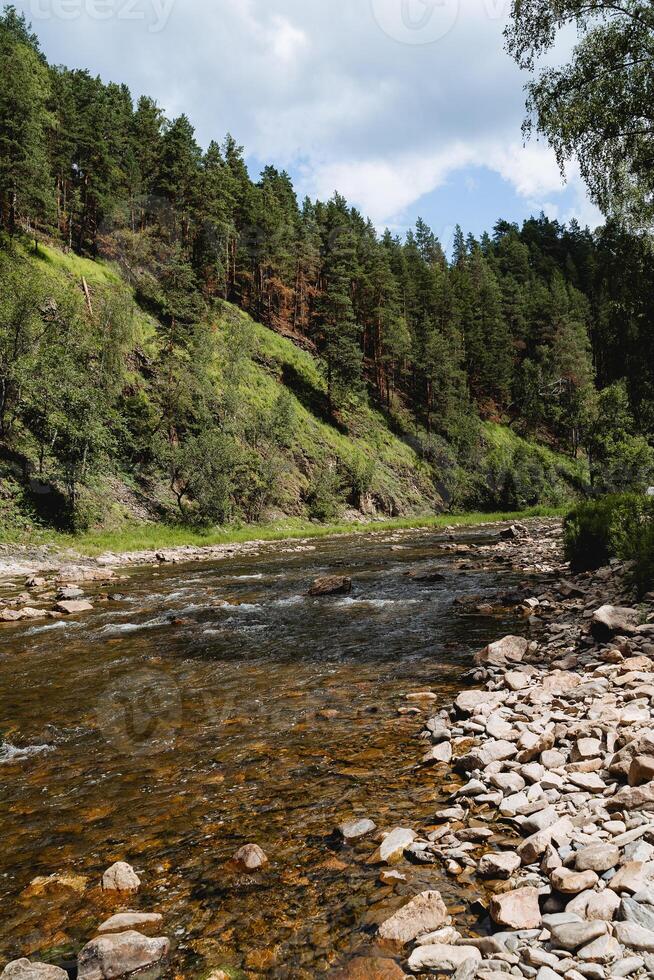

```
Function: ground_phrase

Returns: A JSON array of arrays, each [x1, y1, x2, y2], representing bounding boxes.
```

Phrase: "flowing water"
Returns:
[[0, 526, 533, 978]]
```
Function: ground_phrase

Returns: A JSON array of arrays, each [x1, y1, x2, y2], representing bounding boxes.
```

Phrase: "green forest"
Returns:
[[1, 4, 654, 536]]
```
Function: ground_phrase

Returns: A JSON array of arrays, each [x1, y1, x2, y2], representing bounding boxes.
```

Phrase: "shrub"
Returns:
[[564, 493, 654, 593], [304, 464, 343, 522]]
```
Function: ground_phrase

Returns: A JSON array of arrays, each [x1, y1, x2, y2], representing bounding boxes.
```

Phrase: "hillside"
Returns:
[[0, 239, 587, 540]]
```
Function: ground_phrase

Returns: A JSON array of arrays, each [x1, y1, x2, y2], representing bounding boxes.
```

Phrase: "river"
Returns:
[[0, 525, 533, 977]]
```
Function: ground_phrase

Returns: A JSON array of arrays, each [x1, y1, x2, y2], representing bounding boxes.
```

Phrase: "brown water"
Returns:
[[0, 527, 531, 978]]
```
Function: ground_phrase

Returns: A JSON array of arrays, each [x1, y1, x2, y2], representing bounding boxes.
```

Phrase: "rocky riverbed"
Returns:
[[3, 519, 654, 978], [338, 522, 654, 979]]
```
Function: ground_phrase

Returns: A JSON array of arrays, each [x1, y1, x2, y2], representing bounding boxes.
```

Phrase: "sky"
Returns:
[[19, 0, 604, 249]]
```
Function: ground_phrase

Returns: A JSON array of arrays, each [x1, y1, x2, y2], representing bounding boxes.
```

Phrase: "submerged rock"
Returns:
[[377, 890, 449, 944], [77, 930, 169, 979], [0, 962, 68, 980], [330, 956, 407, 979], [233, 843, 268, 870], [338, 818, 376, 841]]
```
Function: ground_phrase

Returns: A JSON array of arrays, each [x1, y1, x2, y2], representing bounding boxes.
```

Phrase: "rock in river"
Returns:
[[233, 843, 268, 870], [308, 576, 352, 597], [331, 956, 407, 979], [101, 862, 140, 893], [377, 891, 449, 945], [77, 930, 169, 980], [0, 962, 68, 980], [338, 818, 377, 841]]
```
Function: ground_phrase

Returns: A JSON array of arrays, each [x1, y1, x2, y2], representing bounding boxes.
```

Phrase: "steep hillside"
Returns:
[[0, 239, 588, 539]]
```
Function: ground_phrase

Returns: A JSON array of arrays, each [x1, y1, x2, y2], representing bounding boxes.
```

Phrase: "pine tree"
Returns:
[[0, 9, 53, 235]]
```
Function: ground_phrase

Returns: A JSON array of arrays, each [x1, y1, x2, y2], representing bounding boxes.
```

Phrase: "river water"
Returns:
[[0, 526, 531, 977]]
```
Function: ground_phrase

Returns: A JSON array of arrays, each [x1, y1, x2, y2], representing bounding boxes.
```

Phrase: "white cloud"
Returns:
[[24, 0, 601, 230]]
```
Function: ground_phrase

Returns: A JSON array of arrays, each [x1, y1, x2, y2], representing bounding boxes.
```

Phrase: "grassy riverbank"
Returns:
[[0, 506, 565, 558]]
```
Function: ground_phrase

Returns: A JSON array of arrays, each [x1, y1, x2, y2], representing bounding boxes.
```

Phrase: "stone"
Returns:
[[101, 862, 140, 893], [458, 738, 518, 771], [233, 843, 268, 870], [407, 944, 481, 974], [613, 921, 654, 953], [407, 568, 446, 583], [0, 962, 68, 980], [330, 957, 407, 979], [610, 861, 654, 894], [606, 782, 654, 813], [489, 772, 525, 794], [23, 872, 88, 897], [56, 586, 84, 600], [573, 889, 620, 922], [505, 671, 529, 691], [309, 576, 352, 597], [629, 756, 654, 787], [575, 844, 620, 873], [549, 921, 608, 951], [591, 605, 640, 640], [97, 912, 163, 934], [478, 851, 521, 879], [621, 896, 654, 931], [572, 738, 602, 762], [377, 891, 449, 945], [541, 750, 567, 769], [476, 635, 529, 667], [489, 886, 542, 930], [422, 742, 452, 765], [611, 958, 645, 978], [54, 599, 93, 615], [77, 932, 169, 979], [551, 868, 599, 894], [568, 772, 606, 793], [379, 870, 406, 886], [377, 828, 417, 864], [576, 934, 622, 964], [339, 819, 377, 841], [455, 690, 506, 716]]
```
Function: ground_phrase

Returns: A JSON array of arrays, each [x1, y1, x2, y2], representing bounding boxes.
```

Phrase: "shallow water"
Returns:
[[0, 527, 532, 977]]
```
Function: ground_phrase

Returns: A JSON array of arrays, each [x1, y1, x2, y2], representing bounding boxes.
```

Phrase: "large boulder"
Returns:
[[489, 886, 541, 930], [591, 605, 640, 639], [377, 891, 449, 945], [77, 931, 169, 980], [475, 635, 529, 668], [308, 576, 352, 597], [0, 962, 68, 980]]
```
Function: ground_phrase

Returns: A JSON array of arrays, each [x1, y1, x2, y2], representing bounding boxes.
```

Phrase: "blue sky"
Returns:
[[19, 0, 603, 245]]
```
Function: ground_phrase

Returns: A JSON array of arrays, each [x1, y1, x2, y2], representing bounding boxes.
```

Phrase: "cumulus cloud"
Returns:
[[24, 0, 600, 229]]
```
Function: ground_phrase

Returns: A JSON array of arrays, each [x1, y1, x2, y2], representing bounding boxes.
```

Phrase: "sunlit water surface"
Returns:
[[0, 527, 532, 977]]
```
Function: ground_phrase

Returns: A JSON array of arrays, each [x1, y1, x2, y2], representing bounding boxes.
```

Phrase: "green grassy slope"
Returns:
[[0, 241, 589, 543]]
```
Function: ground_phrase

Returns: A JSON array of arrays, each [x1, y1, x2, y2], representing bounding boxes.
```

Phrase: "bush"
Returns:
[[564, 493, 654, 593], [305, 464, 343, 522]]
